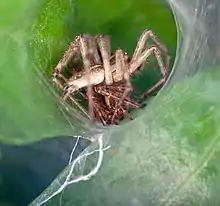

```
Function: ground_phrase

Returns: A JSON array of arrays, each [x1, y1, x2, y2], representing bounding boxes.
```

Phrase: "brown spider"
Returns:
[[52, 35, 139, 124], [52, 30, 170, 124], [82, 84, 140, 125]]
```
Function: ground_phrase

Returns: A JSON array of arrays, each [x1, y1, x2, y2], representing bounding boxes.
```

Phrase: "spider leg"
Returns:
[[94, 84, 138, 124], [55, 81, 90, 119], [95, 85, 140, 109], [139, 52, 167, 100], [94, 107, 107, 125], [68, 94, 90, 119], [85, 93, 107, 125], [114, 49, 125, 82], [129, 46, 158, 73], [52, 36, 81, 83], [53, 35, 98, 121], [87, 35, 102, 65], [130, 29, 170, 71], [130, 46, 168, 101], [51, 35, 92, 119], [96, 103, 110, 125], [96, 35, 113, 85], [79, 34, 94, 121], [111, 50, 133, 123], [77, 75, 108, 125]]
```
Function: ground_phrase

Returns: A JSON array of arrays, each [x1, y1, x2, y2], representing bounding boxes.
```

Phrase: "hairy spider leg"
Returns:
[[85, 90, 111, 125], [76, 34, 111, 123], [128, 29, 170, 101], [79, 91, 108, 124], [96, 35, 113, 85], [61, 35, 102, 99], [89, 40, 133, 124], [93, 103, 108, 125], [88, 35, 129, 124], [94, 85, 140, 109], [139, 48, 168, 100], [77, 90, 110, 125], [81, 34, 113, 123], [78, 34, 95, 121], [130, 29, 170, 70], [60, 35, 98, 120], [87, 35, 102, 65], [111, 49, 133, 123], [94, 85, 133, 124], [55, 81, 90, 119], [129, 46, 168, 101], [67, 94, 90, 119], [52, 36, 81, 84], [51, 35, 94, 119]]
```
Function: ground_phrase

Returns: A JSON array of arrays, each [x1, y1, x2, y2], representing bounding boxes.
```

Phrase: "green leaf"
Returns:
[[0, 0, 176, 145], [0, 0, 77, 144], [33, 69, 220, 206]]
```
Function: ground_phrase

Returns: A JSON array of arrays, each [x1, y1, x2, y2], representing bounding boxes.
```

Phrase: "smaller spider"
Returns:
[[83, 85, 139, 125], [91, 83, 140, 125]]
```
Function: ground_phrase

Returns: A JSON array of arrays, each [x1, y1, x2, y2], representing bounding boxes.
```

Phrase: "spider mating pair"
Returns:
[[52, 29, 170, 125]]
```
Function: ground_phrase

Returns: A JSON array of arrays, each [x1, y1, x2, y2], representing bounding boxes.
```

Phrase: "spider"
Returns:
[[54, 76, 139, 125], [52, 34, 139, 124], [52, 29, 170, 124]]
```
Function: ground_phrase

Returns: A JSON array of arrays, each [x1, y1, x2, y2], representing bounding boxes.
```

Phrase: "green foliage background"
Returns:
[[0, 0, 176, 145], [36, 70, 220, 206]]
